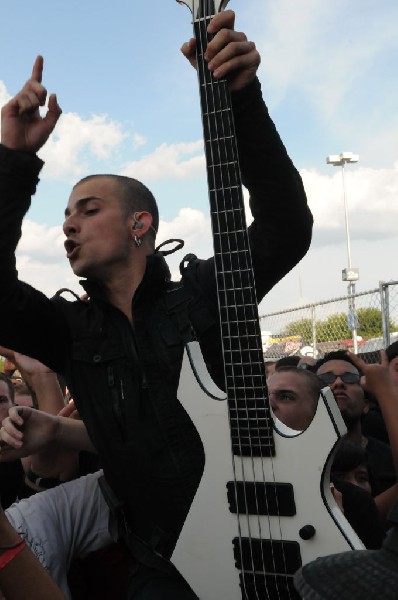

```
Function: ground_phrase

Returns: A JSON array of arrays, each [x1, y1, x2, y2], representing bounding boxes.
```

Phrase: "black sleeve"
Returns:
[[0, 145, 69, 372], [184, 78, 313, 312], [232, 77, 313, 301]]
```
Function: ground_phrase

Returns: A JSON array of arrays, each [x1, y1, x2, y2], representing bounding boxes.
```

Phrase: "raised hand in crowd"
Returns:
[[351, 351, 398, 476], [1, 56, 61, 153]]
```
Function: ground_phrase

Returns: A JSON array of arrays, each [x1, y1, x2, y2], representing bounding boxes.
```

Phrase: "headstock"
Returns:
[[176, 0, 230, 19]]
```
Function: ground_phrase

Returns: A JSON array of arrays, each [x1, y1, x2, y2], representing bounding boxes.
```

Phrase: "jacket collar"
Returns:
[[80, 252, 172, 303]]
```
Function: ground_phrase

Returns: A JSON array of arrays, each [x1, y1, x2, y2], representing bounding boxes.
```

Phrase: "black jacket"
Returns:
[[0, 78, 312, 557]]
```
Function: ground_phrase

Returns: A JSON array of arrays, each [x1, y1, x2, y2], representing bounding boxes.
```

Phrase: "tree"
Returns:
[[317, 313, 351, 342], [282, 308, 397, 345], [356, 307, 397, 338], [283, 318, 313, 343]]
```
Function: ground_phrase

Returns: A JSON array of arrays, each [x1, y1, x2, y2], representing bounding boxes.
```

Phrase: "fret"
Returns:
[[231, 436, 274, 444], [229, 403, 269, 409], [206, 146, 237, 173], [193, 1, 274, 457], [232, 442, 275, 457], [228, 402, 268, 411], [229, 405, 269, 413]]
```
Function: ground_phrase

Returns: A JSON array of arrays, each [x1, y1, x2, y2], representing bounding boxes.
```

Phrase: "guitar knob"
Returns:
[[299, 525, 316, 540]]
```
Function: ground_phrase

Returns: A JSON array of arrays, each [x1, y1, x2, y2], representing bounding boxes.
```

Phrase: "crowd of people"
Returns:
[[0, 6, 395, 600], [266, 343, 398, 597]]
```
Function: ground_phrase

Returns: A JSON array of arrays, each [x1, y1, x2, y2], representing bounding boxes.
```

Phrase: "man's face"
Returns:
[[316, 359, 367, 428], [389, 357, 398, 388], [267, 371, 317, 431], [63, 178, 134, 280], [0, 380, 13, 423]]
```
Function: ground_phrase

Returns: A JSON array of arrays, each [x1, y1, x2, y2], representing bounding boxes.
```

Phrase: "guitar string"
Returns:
[[205, 8, 286, 599], [198, 6, 273, 600], [198, 2, 290, 598], [213, 50, 290, 600], [207, 27, 273, 600], [195, 9, 256, 600]]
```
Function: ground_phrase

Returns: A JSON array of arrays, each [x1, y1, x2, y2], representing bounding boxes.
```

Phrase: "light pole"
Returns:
[[326, 152, 359, 353]]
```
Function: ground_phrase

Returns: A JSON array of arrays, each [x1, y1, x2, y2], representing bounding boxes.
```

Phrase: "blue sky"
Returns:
[[1, 0, 397, 318]]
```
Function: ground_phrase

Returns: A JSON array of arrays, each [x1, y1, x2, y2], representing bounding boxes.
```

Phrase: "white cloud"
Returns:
[[258, 0, 397, 112], [0, 81, 10, 110], [39, 112, 127, 180], [302, 163, 398, 244], [132, 133, 146, 150], [120, 140, 205, 181], [19, 219, 65, 261]]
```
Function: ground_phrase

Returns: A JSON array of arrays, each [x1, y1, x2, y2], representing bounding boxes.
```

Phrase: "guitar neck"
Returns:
[[193, 7, 274, 457]]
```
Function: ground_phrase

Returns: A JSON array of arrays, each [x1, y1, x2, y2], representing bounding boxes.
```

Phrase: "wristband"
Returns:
[[0, 538, 26, 570]]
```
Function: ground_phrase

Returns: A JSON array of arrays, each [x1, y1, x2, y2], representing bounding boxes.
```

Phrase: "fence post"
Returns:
[[311, 305, 317, 358], [380, 281, 391, 347]]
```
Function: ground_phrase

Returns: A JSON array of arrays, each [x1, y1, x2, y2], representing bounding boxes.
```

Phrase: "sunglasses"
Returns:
[[318, 371, 360, 385]]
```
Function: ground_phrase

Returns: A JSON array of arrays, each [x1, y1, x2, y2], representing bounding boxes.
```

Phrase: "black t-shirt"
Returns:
[[333, 479, 384, 549], [366, 436, 396, 496]]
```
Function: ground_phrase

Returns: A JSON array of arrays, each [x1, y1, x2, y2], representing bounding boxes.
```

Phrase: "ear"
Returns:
[[362, 395, 370, 415], [130, 211, 153, 236]]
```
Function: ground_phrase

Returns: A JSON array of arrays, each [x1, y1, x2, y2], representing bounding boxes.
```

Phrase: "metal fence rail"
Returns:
[[259, 281, 398, 361]]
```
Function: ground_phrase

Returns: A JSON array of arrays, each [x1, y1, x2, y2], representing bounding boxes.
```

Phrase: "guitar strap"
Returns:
[[163, 252, 217, 344]]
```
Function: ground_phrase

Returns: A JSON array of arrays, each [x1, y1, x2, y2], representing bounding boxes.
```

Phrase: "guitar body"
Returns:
[[172, 343, 364, 599]]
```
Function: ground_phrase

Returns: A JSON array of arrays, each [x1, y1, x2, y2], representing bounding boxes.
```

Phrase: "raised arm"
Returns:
[[1, 56, 61, 153], [181, 10, 312, 302], [0, 504, 66, 600], [0, 59, 68, 372], [0, 406, 96, 461]]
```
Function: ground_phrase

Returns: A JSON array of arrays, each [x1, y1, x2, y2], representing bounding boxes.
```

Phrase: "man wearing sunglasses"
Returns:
[[315, 350, 396, 497]]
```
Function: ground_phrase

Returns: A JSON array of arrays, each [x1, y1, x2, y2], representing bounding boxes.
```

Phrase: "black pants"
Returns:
[[128, 564, 199, 599]]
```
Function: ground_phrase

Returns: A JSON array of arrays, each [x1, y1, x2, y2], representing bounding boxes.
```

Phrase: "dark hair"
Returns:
[[332, 438, 368, 473], [0, 373, 14, 404], [314, 350, 362, 375], [74, 175, 159, 242], [275, 356, 301, 369], [386, 341, 398, 363]]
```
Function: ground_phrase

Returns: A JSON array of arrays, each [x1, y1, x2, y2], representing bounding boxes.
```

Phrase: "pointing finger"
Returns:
[[31, 55, 44, 83]]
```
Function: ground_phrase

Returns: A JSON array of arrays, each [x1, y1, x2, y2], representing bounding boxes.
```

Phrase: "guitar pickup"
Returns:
[[227, 481, 296, 517]]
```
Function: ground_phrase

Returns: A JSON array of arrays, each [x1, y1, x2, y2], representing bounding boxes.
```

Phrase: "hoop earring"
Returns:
[[134, 236, 142, 248]]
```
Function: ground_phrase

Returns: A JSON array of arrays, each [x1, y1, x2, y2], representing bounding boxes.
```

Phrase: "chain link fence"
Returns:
[[260, 281, 398, 362]]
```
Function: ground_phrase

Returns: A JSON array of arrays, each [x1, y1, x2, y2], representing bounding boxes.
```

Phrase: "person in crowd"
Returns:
[[330, 438, 384, 549], [331, 437, 373, 494], [264, 360, 277, 379], [0, 9, 312, 598], [0, 375, 23, 510], [0, 471, 116, 600], [0, 375, 14, 424], [315, 350, 396, 497], [294, 350, 398, 598], [267, 364, 384, 548], [274, 355, 301, 369], [267, 366, 322, 431], [386, 340, 398, 388]]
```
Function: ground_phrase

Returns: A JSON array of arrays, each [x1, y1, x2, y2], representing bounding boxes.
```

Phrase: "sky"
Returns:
[[0, 0, 397, 324]]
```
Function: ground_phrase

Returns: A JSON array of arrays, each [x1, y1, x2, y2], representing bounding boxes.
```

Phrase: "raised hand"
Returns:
[[1, 56, 62, 153], [0, 406, 57, 461], [350, 351, 393, 397], [181, 10, 260, 92]]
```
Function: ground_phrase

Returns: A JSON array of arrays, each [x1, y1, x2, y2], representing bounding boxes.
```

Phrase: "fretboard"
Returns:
[[194, 4, 274, 457]]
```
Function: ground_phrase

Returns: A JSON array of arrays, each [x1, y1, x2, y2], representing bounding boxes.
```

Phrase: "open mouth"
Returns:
[[64, 239, 80, 260]]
